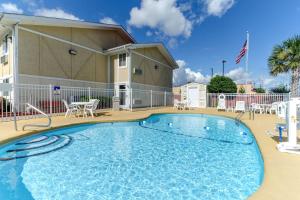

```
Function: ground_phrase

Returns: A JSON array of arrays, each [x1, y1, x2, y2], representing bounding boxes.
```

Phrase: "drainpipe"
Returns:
[[125, 45, 133, 110], [12, 23, 19, 131]]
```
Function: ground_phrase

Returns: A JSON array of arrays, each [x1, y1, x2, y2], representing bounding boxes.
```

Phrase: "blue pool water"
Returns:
[[0, 114, 264, 200]]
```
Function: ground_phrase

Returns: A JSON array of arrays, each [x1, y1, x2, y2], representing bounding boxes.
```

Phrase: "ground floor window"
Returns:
[[2, 78, 9, 96]]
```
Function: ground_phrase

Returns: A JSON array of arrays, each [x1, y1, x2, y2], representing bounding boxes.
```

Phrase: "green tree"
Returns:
[[238, 86, 246, 94], [254, 87, 266, 93], [268, 35, 300, 96], [207, 75, 237, 93], [271, 84, 290, 93]]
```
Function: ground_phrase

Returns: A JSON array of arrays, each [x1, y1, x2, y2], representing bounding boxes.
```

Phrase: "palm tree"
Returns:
[[268, 35, 300, 96]]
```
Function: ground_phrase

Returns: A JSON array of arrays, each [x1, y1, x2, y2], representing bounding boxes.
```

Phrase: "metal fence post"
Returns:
[[88, 87, 91, 100], [130, 88, 133, 111], [49, 84, 52, 115], [150, 90, 153, 108], [164, 91, 166, 107]]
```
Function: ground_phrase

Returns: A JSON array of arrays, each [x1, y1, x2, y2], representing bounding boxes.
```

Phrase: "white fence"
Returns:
[[130, 89, 173, 108], [207, 93, 290, 110], [0, 83, 173, 121]]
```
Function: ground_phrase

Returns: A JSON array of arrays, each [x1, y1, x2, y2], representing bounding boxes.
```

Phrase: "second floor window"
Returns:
[[2, 35, 8, 55], [119, 53, 126, 67]]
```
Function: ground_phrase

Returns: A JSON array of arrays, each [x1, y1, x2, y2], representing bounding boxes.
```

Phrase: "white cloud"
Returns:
[[0, 3, 23, 14], [173, 60, 211, 86], [100, 17, 118, 25], [34, 8, 80, 20], [258, 73, 290, 88], [167, 38, 179, 48], [22, 0, 39, 8], [203, 0, 235, 17], [173, 63, 255, 87], [179, 2, 192, 12], [146, 31, 152, 37], [262, 78, 275, 86], [225, 67, 250, 83], [128, 0, 192, 38]]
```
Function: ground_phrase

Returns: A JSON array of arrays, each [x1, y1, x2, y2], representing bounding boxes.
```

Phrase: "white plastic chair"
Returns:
[[183, 100, 190, 110], [173, 99, 181, 110], [251, 103, 264, 114], [277, 102, 287, 119], [235, 101, 245, 113], [63, 99, 79, 118], [217, 94, 226, 111], [83, 99, 100, 118], [266, 102, 278, 114]]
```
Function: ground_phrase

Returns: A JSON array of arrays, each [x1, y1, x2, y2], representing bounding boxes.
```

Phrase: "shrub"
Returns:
[[0, 97, 11, 112], [207, 75, 237, 93], [238, 86, 246, 94], [254, 87, 266, 93], [271, 85, 290, 93]]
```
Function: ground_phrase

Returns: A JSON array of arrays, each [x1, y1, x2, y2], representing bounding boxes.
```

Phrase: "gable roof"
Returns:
[[0, 12, 135, 43], [0, 13, 178, 69], [105, 43, 178, 69]]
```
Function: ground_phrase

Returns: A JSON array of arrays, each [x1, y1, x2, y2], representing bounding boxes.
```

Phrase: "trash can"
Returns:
[[112, 96, 120, 111]]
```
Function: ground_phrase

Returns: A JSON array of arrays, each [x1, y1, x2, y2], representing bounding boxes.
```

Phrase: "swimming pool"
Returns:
[[0, 114, 264, 200]]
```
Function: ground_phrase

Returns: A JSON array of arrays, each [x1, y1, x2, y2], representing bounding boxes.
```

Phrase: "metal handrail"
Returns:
[[235, 112, 244, 125], [22, 103, 52, 131]]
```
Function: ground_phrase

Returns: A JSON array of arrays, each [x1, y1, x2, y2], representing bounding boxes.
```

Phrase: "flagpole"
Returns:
[[245, 31, 250, 83]]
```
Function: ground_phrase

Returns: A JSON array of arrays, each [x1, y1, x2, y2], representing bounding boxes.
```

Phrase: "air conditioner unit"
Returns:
[[133, 99, 142, 104], [0, 55, 8, 64], [133, 68, 143, 75]]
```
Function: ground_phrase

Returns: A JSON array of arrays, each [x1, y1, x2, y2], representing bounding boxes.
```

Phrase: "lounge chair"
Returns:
[[235, 101, 245, 113], [83, 99, 100, 118], [63, 99, 79, 118], [217, 94, 226, 111]]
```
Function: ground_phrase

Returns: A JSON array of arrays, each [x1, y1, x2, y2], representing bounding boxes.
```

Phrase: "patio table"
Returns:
[[70, 102, 90, 117], [256, 104, 272, 113]]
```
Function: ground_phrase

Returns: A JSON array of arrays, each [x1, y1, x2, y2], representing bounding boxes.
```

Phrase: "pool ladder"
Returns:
[[235, 112, 244, 125], [22, 103, 52, 131]]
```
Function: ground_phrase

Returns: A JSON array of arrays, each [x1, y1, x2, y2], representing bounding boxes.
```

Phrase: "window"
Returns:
[[2, 35, 8, 55], [3, 78, 9, 96], [119, 53, 126, 67]]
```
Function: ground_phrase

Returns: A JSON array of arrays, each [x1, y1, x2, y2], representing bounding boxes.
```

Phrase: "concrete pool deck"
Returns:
[[0, 107, 300, 199]]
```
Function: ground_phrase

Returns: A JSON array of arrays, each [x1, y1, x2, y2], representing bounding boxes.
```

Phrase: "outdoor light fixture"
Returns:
[[69, 49, 77, 55]]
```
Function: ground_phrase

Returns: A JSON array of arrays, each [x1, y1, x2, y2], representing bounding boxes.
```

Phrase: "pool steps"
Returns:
[[0, 135, 72, 161]]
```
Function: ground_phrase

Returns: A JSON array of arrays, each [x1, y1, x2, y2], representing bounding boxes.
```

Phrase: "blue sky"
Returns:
[[0, 0, 300, 88]]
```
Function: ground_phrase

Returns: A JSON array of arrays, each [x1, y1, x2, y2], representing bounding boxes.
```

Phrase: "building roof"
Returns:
[[105, 43, 178, 69], [0, 12, 135, 43], [0, 13, 178, 69]]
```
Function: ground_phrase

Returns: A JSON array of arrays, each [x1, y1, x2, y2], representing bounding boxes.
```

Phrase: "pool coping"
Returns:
[[0, 108, 298, 200]]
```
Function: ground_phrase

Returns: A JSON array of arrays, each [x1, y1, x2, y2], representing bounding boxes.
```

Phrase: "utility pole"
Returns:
[[211, 67, 214, 77], [222, 60, 226, 76]]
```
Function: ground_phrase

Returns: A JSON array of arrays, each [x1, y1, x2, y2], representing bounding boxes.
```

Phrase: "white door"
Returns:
[[199, 90, 207, 108], [115, 84, 129, 109], [188, 87, 199, 107]]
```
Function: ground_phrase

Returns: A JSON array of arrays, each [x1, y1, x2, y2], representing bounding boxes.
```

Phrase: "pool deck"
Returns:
[[0, 107, 300, 200]]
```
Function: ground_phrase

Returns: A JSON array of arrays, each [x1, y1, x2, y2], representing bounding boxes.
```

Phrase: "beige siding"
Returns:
[[112, 54, 128, 83], [131, 47, 173, 88], [18, 25, 129, 83]]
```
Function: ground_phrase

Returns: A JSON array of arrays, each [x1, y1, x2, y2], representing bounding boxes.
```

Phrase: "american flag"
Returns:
[[236, 40, 248, 64]]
